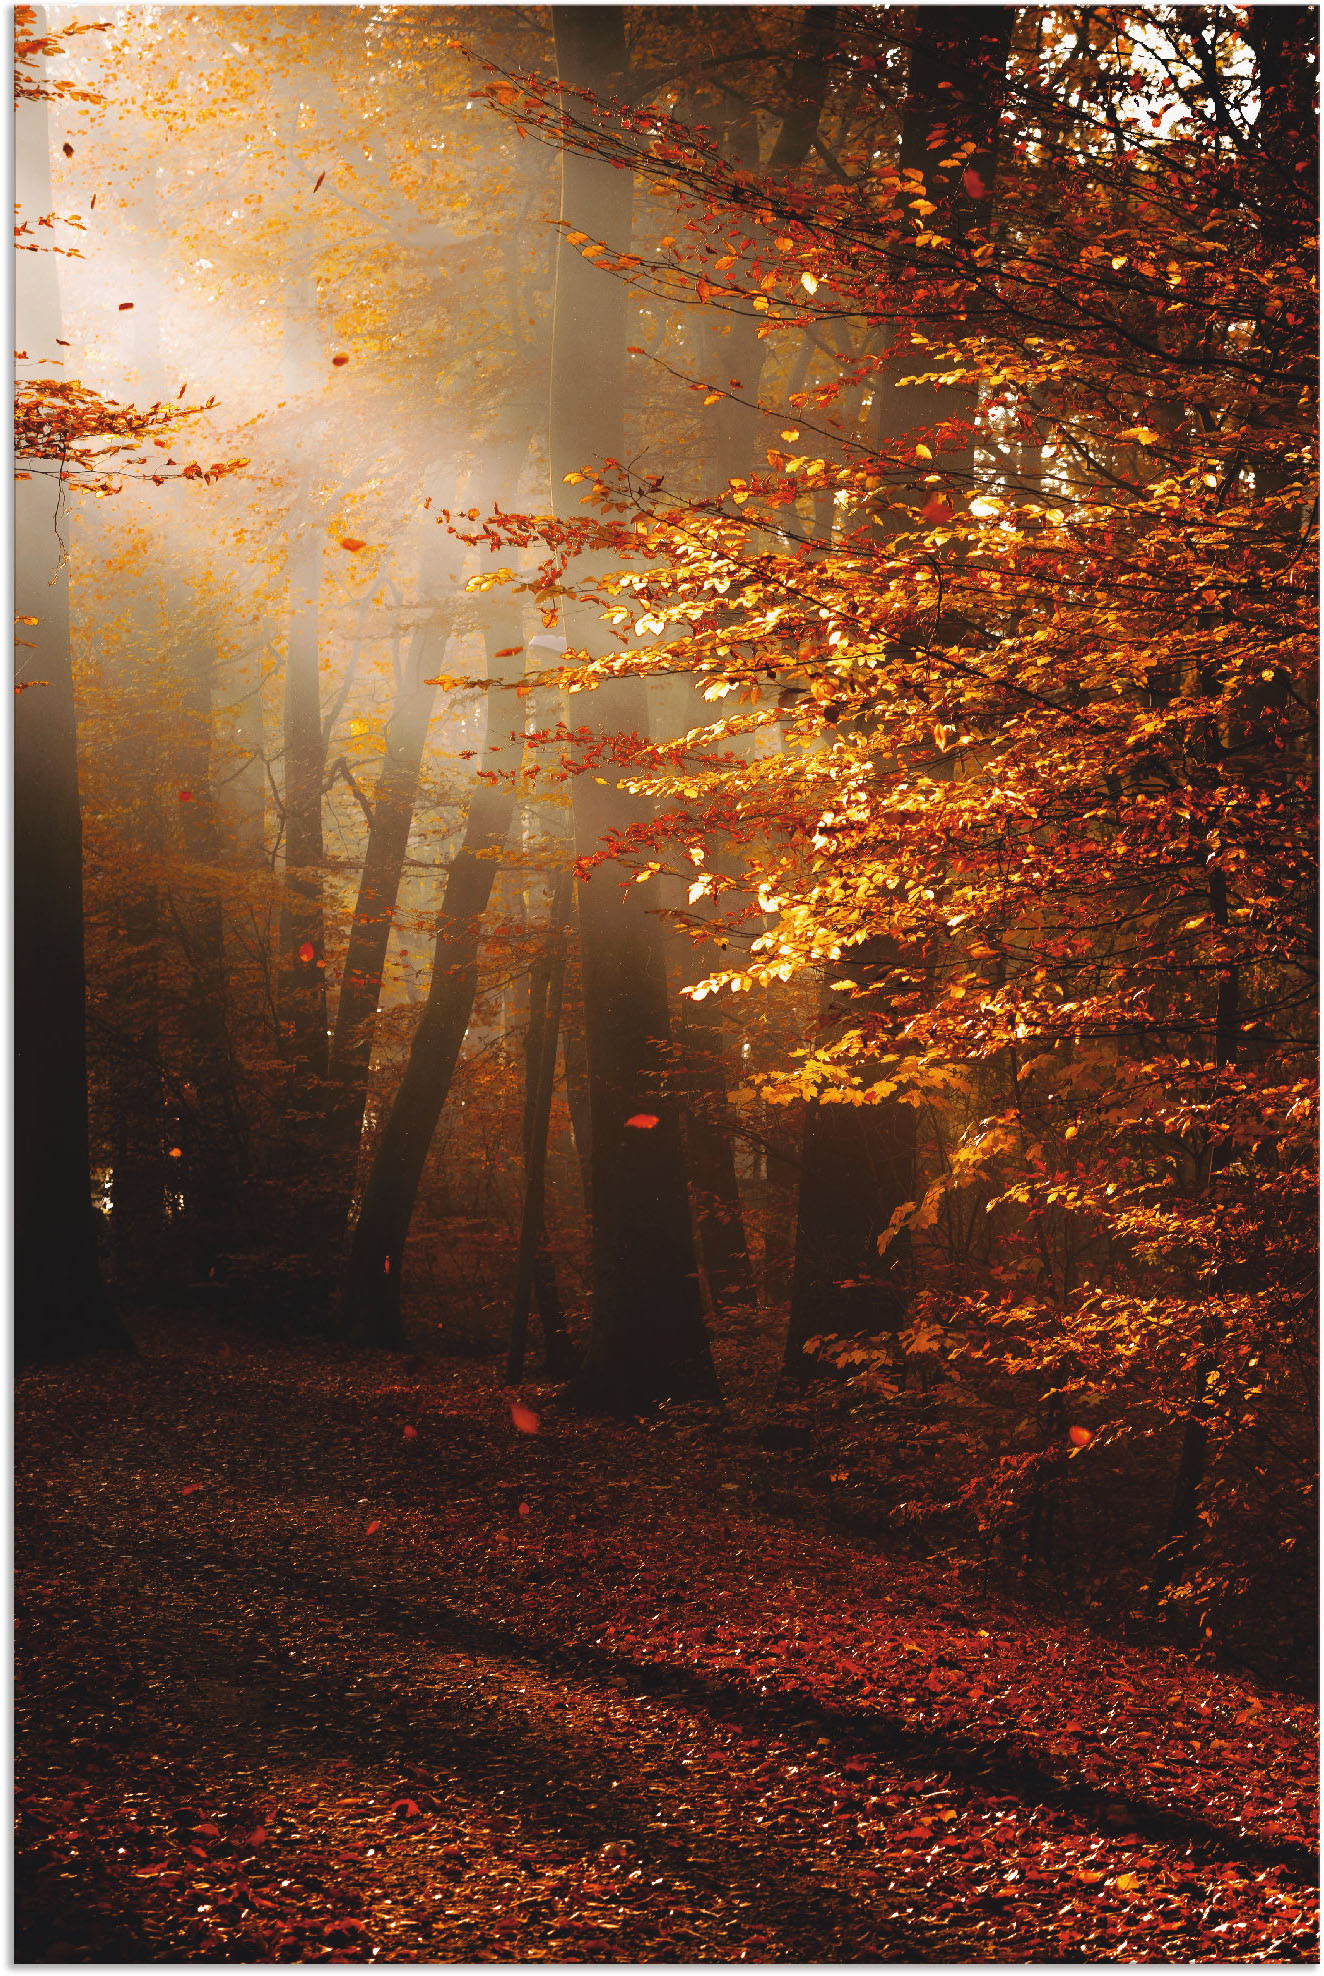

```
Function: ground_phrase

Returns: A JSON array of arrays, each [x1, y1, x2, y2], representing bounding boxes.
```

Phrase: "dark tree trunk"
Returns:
[[327, 605, 451, 1162], [14, 51, 132, 1363], [278, 515, 329, 1087], [550, 5, 718, 1411], [339, 625, 530, 1345], [785, 9, 1012, 1384], [508, 870, 577, 1382]]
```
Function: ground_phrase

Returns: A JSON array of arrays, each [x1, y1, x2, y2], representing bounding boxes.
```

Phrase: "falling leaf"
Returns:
[[962, 167, 987, 199], [800, 271, 819, 295], [518, 1502, 531, 1516], [922, 493, 954, 525], [168, 1146, 183, 1160], [780, 429, 800, 441], [332, 353, 349, 366], [915, 442, 933, 460], [510, 1401, 540, 1435], [314, 170, 326, 191], [178, 788, 193, 801], [118, 301, 133, 310], [181, 1483, 204, 1495], [494, 646, 523, 658], [298, 941, 316, 963], [626, 1112, 660, 1129], [1068, 1425, 1093, 1447], [340, 537, 366, 552], [403, 1425, 418, 1442], [365, 1519, 381, 1536], [62, 141, 74, 157]]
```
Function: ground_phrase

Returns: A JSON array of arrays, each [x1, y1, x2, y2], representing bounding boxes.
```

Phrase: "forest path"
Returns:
[[16, 1333, 1318, 1963]]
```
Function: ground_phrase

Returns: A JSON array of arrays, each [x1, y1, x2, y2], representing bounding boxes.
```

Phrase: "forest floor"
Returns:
[[15, 1323, 1319, 1965]]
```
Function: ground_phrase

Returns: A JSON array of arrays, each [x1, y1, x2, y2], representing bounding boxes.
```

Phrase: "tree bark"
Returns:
[[508, 870, 577, 1381], [14, 38, 132, 1362], [550, 4, 718, 1411], [327, 604, 451, 1160], [339, 623, 530, 1345]]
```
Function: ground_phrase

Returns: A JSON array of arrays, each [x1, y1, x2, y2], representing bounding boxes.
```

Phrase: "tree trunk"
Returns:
[[550, 4, 718, 1411], [785, 9, 1011, 1384], [278, 511, 329, 1087], [339, 623, 530, 1345], [508, 870, 577, 1381], [327, 604, 451, 1160], [14, 43, 132, 1362]]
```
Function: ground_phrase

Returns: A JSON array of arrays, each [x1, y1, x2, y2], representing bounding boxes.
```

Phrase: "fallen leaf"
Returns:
[[626, 1113, 660, 1129]]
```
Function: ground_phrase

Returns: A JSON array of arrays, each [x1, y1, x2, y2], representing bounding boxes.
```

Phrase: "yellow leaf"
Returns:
[[780, 429, 800, 441], [915, 442, 932, 460], [800, 271, 819, 295], [703, 393, 721, 406]]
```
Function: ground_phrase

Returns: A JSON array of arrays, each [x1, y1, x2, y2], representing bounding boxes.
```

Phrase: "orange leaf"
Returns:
[[1068, 1425, 1093, 1447], [625, 1112, 660, 1129], [339, 537, 366, 553], [332, 353, 349, 366], [403, 1424, 418, 1442], [922, 493, 954, 525], [510, 1401, 540, 1435], [298, 941, 316, 963], [365, 1519, 381, 1536]]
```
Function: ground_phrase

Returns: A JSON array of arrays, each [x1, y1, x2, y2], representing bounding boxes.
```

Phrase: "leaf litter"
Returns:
[[15, 1335, 1317, 1962]]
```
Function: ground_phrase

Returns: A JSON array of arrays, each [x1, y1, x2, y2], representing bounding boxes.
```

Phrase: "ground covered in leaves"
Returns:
[[16, 1327, 1319, 1963]]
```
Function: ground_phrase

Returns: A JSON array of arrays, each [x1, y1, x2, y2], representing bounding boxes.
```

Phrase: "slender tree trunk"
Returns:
[[339, 623, 530, 1345], [508, 870, 577, 1381], [14, 42, 132, 1362], [278, 510, 329, 1086], [550, 5, 717, 1410], [327, 605, 451, 1159]]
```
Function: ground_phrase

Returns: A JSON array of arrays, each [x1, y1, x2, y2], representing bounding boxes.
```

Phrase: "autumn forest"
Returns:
[[14, 3, 1319, 1963]]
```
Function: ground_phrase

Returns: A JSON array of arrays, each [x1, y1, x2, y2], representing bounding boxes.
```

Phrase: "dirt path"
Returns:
[[16, 1336, 1318, 1962]]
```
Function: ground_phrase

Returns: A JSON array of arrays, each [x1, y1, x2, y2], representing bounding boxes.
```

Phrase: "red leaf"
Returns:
[[962, 167, 987, 199], [625, 1112, 660, 1129], [298, 941, 316, 963], [178, 788, 193, 802], [332, 353, 349, 366], [339, 537, 367, 553], [247, 1826, 267, 1846], [62, 142, 74, 157], [365, 1519, 381, 1536], [402, 1424, 419, 1442], [391, 1798, 421, 1820], [922, 493, 954, 525], [518, 1501, 531, 1517], [181, 1483, 204, 1496], [1068, 1424, 1093, 1447], [510, 1401, 540, 1435]]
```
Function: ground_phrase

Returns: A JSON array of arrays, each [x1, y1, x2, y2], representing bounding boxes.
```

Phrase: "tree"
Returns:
[[476, 5, 1317, 1604], [547, 5, 719, 1411]]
